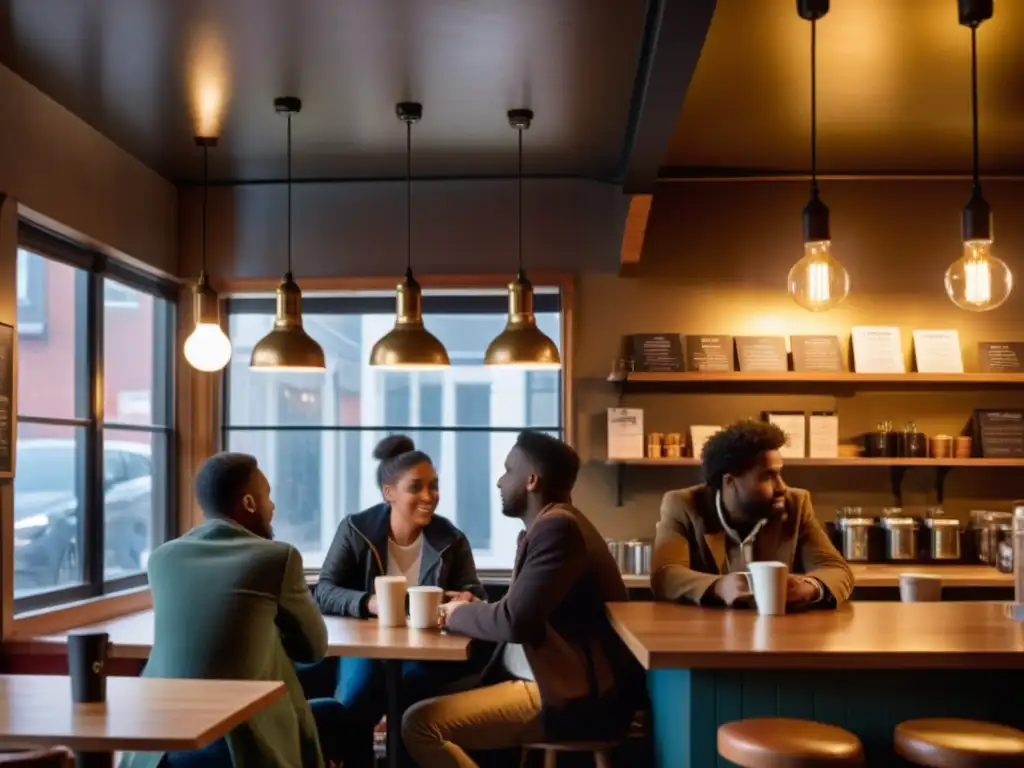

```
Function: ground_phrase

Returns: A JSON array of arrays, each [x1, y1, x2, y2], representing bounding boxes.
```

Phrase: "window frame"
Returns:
[[12, 222, 178, 615], [219, 283, 570, 573]]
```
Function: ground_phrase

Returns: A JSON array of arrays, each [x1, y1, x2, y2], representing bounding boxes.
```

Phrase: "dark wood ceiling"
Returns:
[[666, 0, 1024, 174], [0, 0, 648, 183]]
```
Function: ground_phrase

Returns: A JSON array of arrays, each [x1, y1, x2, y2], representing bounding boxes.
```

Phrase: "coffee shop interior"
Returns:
[[3, 0, 1024, 766]]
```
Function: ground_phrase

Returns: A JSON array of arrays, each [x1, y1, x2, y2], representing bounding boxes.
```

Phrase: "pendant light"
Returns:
[[369, 102, 450, 369], [250, 97, 326, 372], [787, 0, 850, 313], [944, 0, 1012, 311], [483, 109, 561, 369], [183, 136, 233, 372]]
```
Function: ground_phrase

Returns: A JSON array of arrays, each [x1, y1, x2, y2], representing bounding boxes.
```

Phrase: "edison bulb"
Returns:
[[184, 322, 233, 372], [944, 240, 1013, 312], [787, 240, 850, 312]]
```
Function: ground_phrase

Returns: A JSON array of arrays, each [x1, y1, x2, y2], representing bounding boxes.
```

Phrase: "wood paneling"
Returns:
[[619, 194, 652, 276]]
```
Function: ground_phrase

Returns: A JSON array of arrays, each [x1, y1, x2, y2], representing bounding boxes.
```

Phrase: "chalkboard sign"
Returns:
[[974, 409, 1024, 459], [978, 342, 1024, 373], [684, 335, 734, 372], [624, 334, 683, 372], [735, 336, 789, 373], [0, 321, 14, 478]]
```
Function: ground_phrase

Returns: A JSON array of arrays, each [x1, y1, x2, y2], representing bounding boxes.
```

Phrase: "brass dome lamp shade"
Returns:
[[944, 0, 1012, 312], [484, 109, 560, 369], [369, 102, 450, 369], [250, 97, 326, 372], [183, 136, 233, 372]]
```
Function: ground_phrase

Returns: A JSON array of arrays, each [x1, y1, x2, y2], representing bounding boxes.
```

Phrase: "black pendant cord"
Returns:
[[810, 17, 818, 196], [970, 24, 980, 191], [406, 118, 413, 280], [286, 112, 293, 280], [516, 124, 524, 278], [201, 143, 208, 277]]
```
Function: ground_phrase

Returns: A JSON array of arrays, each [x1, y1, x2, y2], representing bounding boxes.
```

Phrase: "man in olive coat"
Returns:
[[120, 452, 345, 768]]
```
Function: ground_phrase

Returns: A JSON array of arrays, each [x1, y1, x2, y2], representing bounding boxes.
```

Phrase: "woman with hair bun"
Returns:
[[314, 434, 487, 768]]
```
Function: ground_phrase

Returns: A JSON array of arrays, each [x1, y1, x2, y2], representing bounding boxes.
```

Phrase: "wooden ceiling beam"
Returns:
[[619, 193, 652, 277], [618, 0, 717, 194]]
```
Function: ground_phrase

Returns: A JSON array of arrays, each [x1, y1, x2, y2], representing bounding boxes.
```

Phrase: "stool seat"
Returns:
[[718, 718, 864, 767], [895, 718, 1024, 766]]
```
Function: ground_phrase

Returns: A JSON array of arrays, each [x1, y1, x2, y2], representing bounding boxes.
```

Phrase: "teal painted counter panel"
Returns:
[[650, 668, 1024, 767]]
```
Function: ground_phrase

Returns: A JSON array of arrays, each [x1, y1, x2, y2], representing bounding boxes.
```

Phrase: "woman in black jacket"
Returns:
[[314, 435, 488, 768]]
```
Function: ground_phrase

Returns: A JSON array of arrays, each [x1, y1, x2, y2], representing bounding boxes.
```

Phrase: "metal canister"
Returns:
[[881, 517, 918, 561], [623, 539, 653, 575]]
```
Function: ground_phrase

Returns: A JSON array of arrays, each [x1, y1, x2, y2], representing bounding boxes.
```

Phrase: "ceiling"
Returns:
[[666, 0, 1024, 174], [0, 0, 648, 183]]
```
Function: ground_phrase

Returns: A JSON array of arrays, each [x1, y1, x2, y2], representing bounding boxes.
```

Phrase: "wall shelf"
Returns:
[[607, 370, 1024, 392], [605, 457, 1024, 506]]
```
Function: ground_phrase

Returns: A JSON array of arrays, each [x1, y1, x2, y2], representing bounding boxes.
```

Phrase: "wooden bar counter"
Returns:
[[609, 602, 1024, 767]]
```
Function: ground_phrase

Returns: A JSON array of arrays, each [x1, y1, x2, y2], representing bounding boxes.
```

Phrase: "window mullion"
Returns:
[[81, 267, 105, 593]]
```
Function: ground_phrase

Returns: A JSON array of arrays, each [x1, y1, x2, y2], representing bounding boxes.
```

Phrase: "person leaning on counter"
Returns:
[[652, 419, 853, 610]]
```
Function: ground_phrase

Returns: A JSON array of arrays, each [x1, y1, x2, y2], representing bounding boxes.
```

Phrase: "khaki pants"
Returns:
[[401, 680, 544, 767]]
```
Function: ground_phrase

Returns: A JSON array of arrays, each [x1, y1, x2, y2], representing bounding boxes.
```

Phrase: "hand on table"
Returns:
[[443, 590, 481, 604], [785, 575, 821, 608], [711, 572, 753, 607], [438, 599, 470, 629], [366, 595, 379, 616]]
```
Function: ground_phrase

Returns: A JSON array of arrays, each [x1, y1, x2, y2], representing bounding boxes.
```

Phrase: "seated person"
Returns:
[[402, 431, 645, 768], [652, 419, 853, 610], [314, 435, 488, 768], [120, 452, 346, 768]]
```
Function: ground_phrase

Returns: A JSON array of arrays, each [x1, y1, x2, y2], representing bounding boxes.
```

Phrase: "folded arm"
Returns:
[[446, 515, 586, 644], [315, 522, 373, 617], [276, 548, 328, 663], [651, 493, 720, 605]]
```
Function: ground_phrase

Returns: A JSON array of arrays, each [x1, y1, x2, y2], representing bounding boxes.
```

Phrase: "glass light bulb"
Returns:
[[184, 322, 233, 372], [944, 239, 1013, 311], [787, 240, 850, 312]]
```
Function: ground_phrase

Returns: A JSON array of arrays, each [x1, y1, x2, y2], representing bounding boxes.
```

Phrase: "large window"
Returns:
[[13, 224, 176, 612], [223, 290, 563, 570]]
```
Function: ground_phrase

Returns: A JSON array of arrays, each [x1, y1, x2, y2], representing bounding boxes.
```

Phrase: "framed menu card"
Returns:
[[735, 336, 788, 372], [851, 326, 905, 373], [791, 335, 844, 373], [684, 335, 734, 372], [912, 329, 964, 373], [978, 342, 1024, 373], [624, 334, 683, 372], [974, 409, 1024, 458]]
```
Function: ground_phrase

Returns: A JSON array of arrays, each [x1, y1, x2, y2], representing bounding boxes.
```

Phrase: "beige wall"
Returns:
[[0, 64, 178, 630], [573, 179, 1024, 540]]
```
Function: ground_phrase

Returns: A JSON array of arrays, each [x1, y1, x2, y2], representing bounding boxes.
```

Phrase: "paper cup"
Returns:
[[408, 586, 444, 630], [374, 576, 408, 627]]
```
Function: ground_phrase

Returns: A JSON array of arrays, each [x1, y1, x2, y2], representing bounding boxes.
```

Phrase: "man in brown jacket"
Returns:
[[653, 420, 853, 609], [402, 431, 644, 768]]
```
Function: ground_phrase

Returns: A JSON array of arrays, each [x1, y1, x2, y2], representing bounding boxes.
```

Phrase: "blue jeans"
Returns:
[[160, 697, 347, 767], [338, 655, 488, 768]]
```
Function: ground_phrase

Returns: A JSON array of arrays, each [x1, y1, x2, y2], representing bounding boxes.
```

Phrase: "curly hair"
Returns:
[[701, 419, 787, 490]]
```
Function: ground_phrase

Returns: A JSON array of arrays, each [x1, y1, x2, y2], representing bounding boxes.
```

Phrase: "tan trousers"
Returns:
[[402, 680, 544, 767]]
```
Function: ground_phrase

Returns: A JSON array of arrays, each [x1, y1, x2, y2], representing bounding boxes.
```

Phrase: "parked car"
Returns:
[[13, 438, 153, 595]]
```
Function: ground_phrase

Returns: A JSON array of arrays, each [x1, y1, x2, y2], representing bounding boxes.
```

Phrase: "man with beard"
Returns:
[[120, 452, 347, 768], [652, 420, 853, 609], [401, 431, 645, 768]]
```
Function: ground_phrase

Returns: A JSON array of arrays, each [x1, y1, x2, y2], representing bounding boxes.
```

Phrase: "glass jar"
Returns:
[[1013, 503, 1024, 603]]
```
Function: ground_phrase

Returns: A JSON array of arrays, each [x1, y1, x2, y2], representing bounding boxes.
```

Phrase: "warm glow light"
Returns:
[[187, 25, 230, 137], [184, 323, 233, 372], [945, 240, 1013, 311], [787, 240, 850, 312]]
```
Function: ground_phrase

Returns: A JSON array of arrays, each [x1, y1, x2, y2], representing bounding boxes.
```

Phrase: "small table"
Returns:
[[0, 673, 284, 767], [15, 610, 472, 768]]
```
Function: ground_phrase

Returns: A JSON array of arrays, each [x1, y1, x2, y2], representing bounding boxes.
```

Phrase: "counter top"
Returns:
[[849, 564, 1011, 587], [607, 601, 1024, 670]]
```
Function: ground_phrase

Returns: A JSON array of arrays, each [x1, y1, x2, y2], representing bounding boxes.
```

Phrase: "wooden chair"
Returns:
[[519, 740, 619, 768], [895, 718, 1024, 766], [717, 718, 864, 767], [0, 748, 73, 767]]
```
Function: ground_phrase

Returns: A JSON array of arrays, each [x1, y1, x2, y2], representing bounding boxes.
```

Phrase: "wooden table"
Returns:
[[608, 601, 1024, 767], [0, 674, 284, 766], [12, 611, 470, 768]]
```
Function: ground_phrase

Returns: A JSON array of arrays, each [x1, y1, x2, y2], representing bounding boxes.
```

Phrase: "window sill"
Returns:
[[5, 586, 151, 641]]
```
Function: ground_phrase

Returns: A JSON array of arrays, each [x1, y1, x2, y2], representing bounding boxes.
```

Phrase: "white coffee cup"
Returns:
[[899, 573, 942, 603], [746, 561, 789, 616], [374, 576, 408, 628], [408, 586, 444, 630]]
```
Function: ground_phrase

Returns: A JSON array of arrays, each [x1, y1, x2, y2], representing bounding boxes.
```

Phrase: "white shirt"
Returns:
[[387, 536, 423, 586], [502, 643, 535, 681]]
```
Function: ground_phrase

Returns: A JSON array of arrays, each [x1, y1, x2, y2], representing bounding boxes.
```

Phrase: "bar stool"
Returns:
[[717, 718, 864, 767], [0, 748, 73, 766], [894, 718, 1024, 766], [519, 740, 619, 768]]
